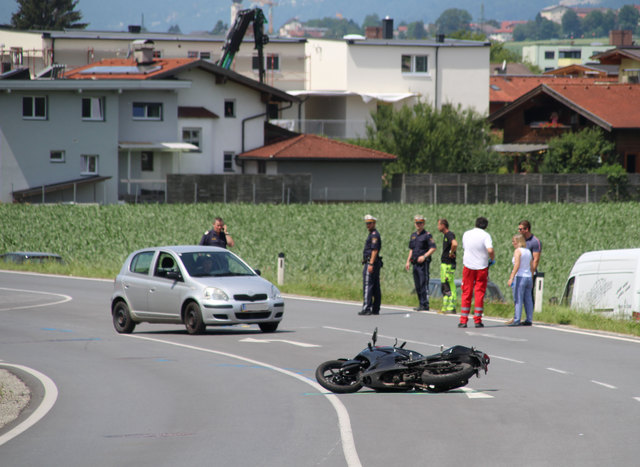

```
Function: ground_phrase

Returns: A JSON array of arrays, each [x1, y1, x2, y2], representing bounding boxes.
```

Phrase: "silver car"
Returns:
[[111, 246, 284, 334]]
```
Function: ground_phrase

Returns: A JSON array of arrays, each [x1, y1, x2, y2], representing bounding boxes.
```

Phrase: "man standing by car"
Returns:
[[405, 215, 436, 311], [459, 217, 494, 328], [437, 218, 457, 314], [199, 217, 235, 248], [359, 215, 382, 316]]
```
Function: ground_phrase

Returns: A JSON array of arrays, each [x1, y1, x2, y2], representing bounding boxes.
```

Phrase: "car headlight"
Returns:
[[203, 287, 229, 301], [270, 285, 282, 300]]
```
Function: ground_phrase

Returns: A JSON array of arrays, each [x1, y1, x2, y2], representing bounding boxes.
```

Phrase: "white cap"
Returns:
[[414, 214, 425, 222], [364, 214, 377, 222]]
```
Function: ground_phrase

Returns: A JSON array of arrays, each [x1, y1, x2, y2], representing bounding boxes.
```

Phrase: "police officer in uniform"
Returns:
[[199, 217, 235, 249], [405, 215, 436, 311], [359, 215, 382, 316]]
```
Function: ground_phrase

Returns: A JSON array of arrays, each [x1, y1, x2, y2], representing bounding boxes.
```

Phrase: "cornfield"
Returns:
[[1, 202, 639, 302]]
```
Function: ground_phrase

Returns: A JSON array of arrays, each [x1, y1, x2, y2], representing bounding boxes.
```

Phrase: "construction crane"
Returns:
[[217, 7, 269, 83]]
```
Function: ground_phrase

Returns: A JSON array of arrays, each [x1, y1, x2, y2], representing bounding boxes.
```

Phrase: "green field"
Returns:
[[2, 202, 639, 303]]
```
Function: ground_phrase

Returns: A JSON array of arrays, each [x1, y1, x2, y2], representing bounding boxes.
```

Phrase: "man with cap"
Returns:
[[405, 215, 437, 311], [359, 215, 382, 316]]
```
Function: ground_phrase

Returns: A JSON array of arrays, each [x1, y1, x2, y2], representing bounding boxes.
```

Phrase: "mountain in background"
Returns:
[[0, 0, 636, 34]]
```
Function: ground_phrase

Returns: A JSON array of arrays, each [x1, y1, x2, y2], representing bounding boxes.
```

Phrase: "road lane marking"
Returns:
[[0, 287, 72, 312], [125, 334, 362, 467], [491, 355, 525, 364], [591, 380, 617, 389], [0, 364, 59, 447], [239, 338, 320, 347], [459, 387, 494, 399], [465, 331, 527, 342], [547, 368, 570, 374], [634, 397, 640, 403]]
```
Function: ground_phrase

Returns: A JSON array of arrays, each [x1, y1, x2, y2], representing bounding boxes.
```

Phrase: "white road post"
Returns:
[[277, 252, 285, 286]]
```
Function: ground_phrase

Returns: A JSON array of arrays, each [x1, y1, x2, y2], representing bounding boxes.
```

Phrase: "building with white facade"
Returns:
[[522, 43, 615, 71]]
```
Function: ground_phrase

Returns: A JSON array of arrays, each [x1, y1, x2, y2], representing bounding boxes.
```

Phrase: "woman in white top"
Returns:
[[506, 234, 534, 326]]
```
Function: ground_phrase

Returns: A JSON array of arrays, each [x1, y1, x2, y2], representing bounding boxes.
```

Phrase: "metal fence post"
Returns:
[[495, 183, 498, 204], [194, 182, 198, 203], [525, 183, 529, 205], [464, 183, 468, 204], [434, 184, 437, 205], [556, 184, 559, 203]]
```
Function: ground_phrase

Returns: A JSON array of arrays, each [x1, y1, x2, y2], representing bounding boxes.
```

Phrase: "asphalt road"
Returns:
[[1, 270, 640, 466]]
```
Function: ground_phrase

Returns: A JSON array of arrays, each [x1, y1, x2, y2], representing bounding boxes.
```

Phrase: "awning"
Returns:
[[287, 90, 417, 104], [118, 142, 199, 152], [492, 144, 548, 154], [12, 175, 111, 201]]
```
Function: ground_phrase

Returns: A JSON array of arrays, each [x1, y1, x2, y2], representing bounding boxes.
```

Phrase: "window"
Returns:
[[224, 100, 235, 118], [188, 51, 198, 58], [130, 251, 154, 275], [22, 96, 47, 119], [258, 160, 266, 174], [132, 102, 162, 120], [81, 155, 98, 175], [559, 50, 581, 59], [50, 150, 65, 163], [224, 152, 235, 172], [153, 50, 162, 59], [252, 54, 280, 71], [182, 128, 202, 151], [401, 55, 428, 74], [544, 51, 555, 59], [200, 51, 211, 60], [82, 97, 104, 121], [141, 151, 154, 171], [267, 103, 279, 120]]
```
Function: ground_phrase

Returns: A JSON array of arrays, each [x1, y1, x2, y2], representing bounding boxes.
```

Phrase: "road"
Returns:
[[1, 270, 639, 466]]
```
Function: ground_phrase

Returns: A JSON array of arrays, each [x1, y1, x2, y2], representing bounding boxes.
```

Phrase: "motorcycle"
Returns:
[[316, 328, 490, 393]]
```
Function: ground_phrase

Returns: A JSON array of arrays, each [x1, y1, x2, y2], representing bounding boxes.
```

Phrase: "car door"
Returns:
[[121, 250, 157, 314], [146, 251, 185, 321]]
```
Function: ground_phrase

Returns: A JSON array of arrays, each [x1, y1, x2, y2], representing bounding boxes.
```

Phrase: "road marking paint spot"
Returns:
[[547, 367, 570, 374], [459, 387, 494, 399], [239, 337, 320, 347], [465, 331, 527, 342], [591, 380, 617, 389], [634, 397, 640, 403]]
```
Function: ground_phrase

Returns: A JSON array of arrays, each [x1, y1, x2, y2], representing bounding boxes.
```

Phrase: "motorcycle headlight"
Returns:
[[203, 287, 228, 301], [270, 284, 282, 300]]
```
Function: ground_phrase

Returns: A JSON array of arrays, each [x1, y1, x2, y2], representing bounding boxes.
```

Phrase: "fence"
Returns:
[[390, 173, 640, 204]]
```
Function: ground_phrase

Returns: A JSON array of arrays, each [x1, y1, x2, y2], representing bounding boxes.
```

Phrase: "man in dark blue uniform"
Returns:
[[199, 217, 235, 249], [405, 215, 436, 311], [359, 214, 382, 316]]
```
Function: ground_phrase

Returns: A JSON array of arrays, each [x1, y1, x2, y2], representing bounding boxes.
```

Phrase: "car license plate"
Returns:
[[241, 303, 267, 312]]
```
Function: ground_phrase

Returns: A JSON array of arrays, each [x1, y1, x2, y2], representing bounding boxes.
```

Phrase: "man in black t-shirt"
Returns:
[[438, 218, 458, 314]]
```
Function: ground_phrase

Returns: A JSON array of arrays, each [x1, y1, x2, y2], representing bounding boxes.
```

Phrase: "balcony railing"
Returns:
[[270, 119, 369, 139]]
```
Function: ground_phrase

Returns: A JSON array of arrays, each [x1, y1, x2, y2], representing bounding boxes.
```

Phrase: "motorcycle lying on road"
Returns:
[[316, 328, 490, 393]]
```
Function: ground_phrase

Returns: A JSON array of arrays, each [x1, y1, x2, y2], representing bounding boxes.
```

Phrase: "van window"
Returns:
[[561, 277, 575, 306]]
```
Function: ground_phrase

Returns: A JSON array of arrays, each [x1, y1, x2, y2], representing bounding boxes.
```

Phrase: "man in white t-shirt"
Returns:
[[459, 217, 495, 328]]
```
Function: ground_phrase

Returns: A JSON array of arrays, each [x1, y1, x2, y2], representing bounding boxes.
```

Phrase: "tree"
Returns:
[[513, 14, 560, 41], [406, 21, 427, 39], [561, 9, 582, 38], [167, 24, 181, 34], [305, 17, 361, 38], [490, 41, 521, 63], [210, 20, 227, 36], [541, 127, 616, 173], [11, 0, 87, 30], [435, 8, 472, 35], [362, 14, 380, 29], [360, 102, 500, 176], [617, 5, 639, 33]]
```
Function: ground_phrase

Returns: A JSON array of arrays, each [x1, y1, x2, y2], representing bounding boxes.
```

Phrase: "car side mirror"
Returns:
[[166, 270, 183, 281], [254, 269, 261, 276]]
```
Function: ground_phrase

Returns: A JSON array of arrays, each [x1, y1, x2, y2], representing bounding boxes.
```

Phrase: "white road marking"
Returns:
[[490, 355, 525, 364], [634, 397, 640, 403], [239, 338, 320, 348], [126, 335, 362, 467], [547, 367, 570, 374], [591, 380, 617, 389], [465, 331, 527, 342], [459, 387, 494, 399], [323, 326, 442, 348], [0, 287, 72, 312], [0, 364, 59, 446]]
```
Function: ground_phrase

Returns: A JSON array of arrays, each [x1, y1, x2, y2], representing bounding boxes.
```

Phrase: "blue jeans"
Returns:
[[511, 276, 533, 324]]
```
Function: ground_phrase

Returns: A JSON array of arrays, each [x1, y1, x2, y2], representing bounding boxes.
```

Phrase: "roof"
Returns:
[[489, 83, 640, 131], [12, 175, 111, 201], [543, 63, 619, 77], [592, 47, 640, 65], [63, 58, 297, 103], [490, 75, 617, 104], [178, 106, 219, 119], [237, 134, 397, 161]]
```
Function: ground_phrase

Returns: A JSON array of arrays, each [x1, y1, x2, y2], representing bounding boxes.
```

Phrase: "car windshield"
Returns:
[[179, 251, 256, 278]]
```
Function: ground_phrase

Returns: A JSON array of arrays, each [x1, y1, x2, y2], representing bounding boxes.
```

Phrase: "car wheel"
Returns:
[[112, 301, 136, 334], [184, 302, 205, 335], [259, 322, 279, 333]]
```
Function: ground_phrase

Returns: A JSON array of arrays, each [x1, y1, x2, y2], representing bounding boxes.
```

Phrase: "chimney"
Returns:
[[128, 25, 142, 33], [365, 26, 382, 39], [609, 30, 633, 47], [382, 17, 393, 39], [436, 34, 445, 43], [132, 39, 155, 64]]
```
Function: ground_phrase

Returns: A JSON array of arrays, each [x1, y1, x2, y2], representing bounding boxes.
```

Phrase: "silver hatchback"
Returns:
[[111, 246, 284, 334]]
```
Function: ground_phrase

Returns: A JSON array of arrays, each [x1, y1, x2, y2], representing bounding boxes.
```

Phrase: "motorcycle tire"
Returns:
[[421, 362, 476, 388], [315, 360, 363, 394]]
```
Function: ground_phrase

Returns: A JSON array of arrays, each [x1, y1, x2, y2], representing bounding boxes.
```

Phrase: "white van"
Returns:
[[561, 248, 640, 319]]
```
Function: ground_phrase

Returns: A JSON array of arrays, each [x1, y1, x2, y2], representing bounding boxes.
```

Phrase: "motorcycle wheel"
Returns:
[[315, 360, 363, 394], [421, 362, 476, 390]]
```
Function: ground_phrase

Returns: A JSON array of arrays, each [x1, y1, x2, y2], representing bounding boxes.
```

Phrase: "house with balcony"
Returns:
[[521, 43, 615, 72], [0, 45, 296, 204], [488, 82, 640, 173]]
